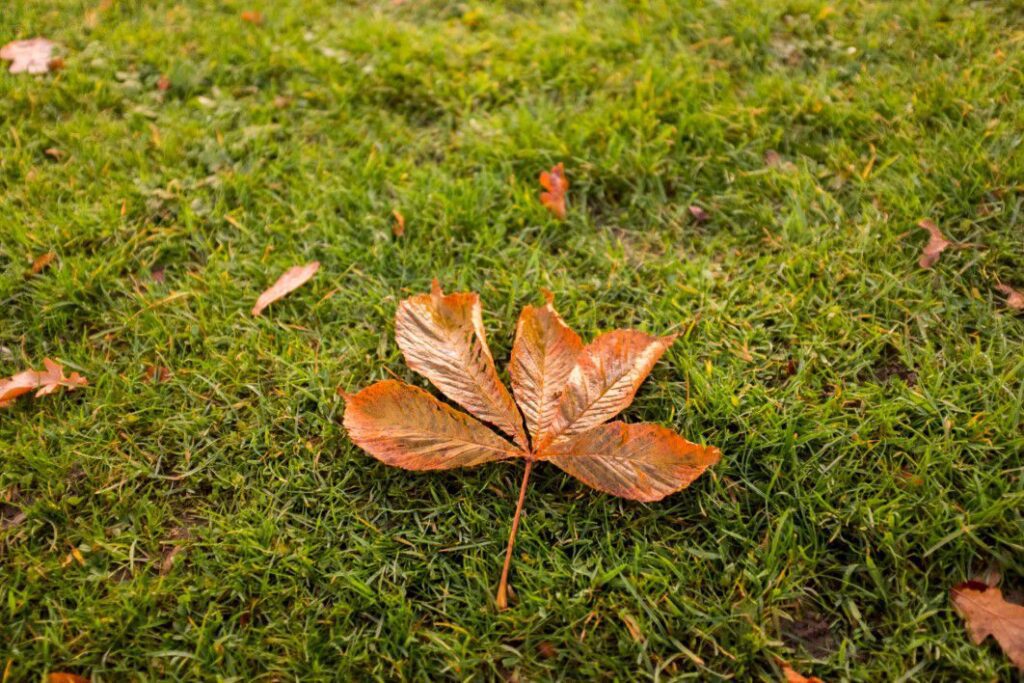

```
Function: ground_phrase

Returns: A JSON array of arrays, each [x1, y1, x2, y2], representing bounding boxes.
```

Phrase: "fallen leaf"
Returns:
[[151, 266, 166, 283], [252, 261, 320, 316], [241, 10, 264, 24], [688, 205, 710, 223], [0, 359, 88, 408], [44, 148, 64, 160], [272, 95, 291, 109], [30, 251, 56, 274], [620, 611, 645, 643], [1, 38, 57, 74], [917, 219, 950, 269], [48, 674, 89, 683], [342, 281, 719, 609], [156, 74, 171, 91], [951, 580, 1024, 671], [539, 162, 568, 220], [996, 284, 1024, 311], [392, 209, 406, 237], [537, 641, 557, 659], [160, 545, 184, 575], [144, 365, 172, 383], [777, 659, 824, 683]]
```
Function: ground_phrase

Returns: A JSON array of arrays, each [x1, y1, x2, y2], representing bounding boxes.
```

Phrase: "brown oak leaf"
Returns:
[[1, 38, 58, 74], [951, 580, 1024, 671], [917, 219, 950, 269], [0, 359, 88, 408], [252, 262, 319, 316], [342, 281, 720, 608], [539, 163, 568, 220]]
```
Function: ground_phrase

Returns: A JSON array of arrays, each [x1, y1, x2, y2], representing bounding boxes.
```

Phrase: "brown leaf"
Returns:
[[951, 580, 1024, 671], [30, 251, 56, 274], [1, 38, 57, 74], [343, 380, 525, 470], [343, 282, 718, 608], [777, 659, 824, 683], [240, 10, 264, 24], [539, 162, 568, 220], [536, 331, 677, 450], [48, 674, 89, 683], [996, 284, 1024, 311], [144, 365, 172, 383], [544, 422, 720, 501], [392, 209, 406, 237], [509, 291, 583, 445], [156, 74, 171, 91], [0, 359, 88, 408], [917, 219, 950, 269], [688, 205, 710, 223], [252, 261, 319, 316], [395, 280, 529, 449], [44, 148, 64, 160]]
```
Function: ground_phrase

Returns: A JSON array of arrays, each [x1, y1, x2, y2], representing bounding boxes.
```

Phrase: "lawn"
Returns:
[[2, 0, 1023, 680]]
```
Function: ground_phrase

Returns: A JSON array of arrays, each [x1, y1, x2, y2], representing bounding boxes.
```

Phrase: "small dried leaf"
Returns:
[[996, 284, 1024, 311], [1, 38, 57, 74], [343, 380, 525, 470], [144, 365, 172, 383], [252, 261, 319, 316], [917, 219, 950, 269], [48, 674, 89, 683], [44, 148, 64, 160], [0, 359, 87, 408], [537, 331, 676, 450], [544, 422, 720, 501], [951, 581, 1024, 671], [240, 10, 264, 24], [539, 163, 568, 220], [31, 251, 56, 274], [777, 659, 824, 683], [392, 209, 406, 237], [688, 205, 710, 223], [156, 74, 171, 91], [395, 280, 529, 449], [510, 291, 583, 445]]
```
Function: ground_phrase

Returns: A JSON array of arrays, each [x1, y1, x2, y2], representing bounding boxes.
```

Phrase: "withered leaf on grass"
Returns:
[[951, 580, 1024, 671], [539, 163, 568, 220], [30, 251, 56, 274], [777, 660, 824, 683], [1, 38, 58, 74], [240, 10, 264, 24], [0, 359, 88, 408], [392, 209, 406, 237], [252, 261, 320, 316], [688, 205, 710, 223], [996, 284, 1024, 312], [917, 219, 950, 269], [342, 281, 719, 608], [48, 674, 90, 683]]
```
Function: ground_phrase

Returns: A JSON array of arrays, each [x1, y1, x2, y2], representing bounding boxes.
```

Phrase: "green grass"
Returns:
[[2, 0, 1023, 679]]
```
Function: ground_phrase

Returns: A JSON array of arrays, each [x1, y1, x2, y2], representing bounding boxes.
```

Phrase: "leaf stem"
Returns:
[[496, 459, 533, 610]]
